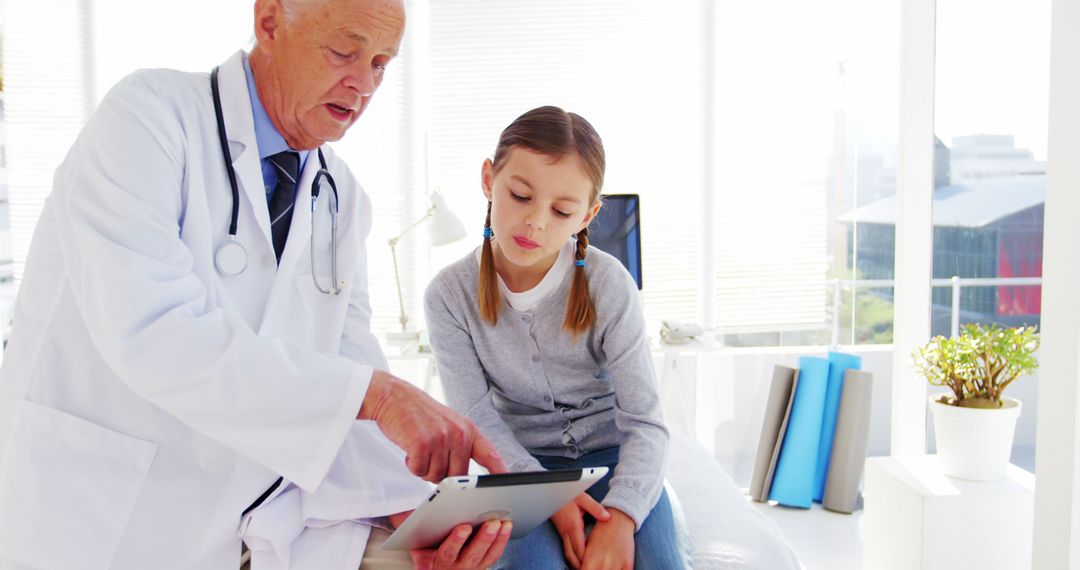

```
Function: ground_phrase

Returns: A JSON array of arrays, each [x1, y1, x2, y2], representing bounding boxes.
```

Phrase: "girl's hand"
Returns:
[[409, 520, 512, 570], [550, 493, 611, 569], [581, 508, 635, 570]]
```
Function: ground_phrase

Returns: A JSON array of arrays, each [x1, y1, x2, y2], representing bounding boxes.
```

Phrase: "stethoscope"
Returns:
[[210, 66, 343, 295]]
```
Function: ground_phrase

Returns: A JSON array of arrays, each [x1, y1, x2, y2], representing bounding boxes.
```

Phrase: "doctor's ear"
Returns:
[[253, 0, 284, 44], [481, 159, 495, 201]]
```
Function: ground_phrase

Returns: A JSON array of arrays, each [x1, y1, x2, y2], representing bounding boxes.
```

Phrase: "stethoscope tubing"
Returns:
[[210, 67, 241, 237], [210, 65, 342, 294]]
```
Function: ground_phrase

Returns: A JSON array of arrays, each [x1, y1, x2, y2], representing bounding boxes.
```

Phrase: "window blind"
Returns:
[[1, 0, 897, 341], [417, 0, 710, 328], [3, 0, 95, 282]]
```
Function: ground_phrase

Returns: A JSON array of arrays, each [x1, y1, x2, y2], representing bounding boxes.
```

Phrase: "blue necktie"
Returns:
[[266, 151, 299, 263]]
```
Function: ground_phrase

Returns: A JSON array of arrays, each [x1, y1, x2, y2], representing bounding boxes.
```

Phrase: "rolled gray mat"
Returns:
[[822, 369, 873, 514], [749, 365, 798, 502]]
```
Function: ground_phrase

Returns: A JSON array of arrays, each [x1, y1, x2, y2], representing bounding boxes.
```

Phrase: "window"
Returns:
[[712, 0, 899, 346], [381, 0, 902, 345], [930, 0, 1049, 336], [1, 0, 905, 346], [411, 0, 709, 331]]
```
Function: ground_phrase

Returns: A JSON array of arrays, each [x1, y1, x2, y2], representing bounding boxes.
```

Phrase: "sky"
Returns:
[[935, 0, 1051, 160]]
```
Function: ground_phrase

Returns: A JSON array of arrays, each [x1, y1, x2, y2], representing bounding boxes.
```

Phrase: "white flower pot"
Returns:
[[929, 395, 1021, 482]]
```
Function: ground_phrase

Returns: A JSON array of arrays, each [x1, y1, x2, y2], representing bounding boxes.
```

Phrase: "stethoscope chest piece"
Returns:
[[215, 238, 248, 277]]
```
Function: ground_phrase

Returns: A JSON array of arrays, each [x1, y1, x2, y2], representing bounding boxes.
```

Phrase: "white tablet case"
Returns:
[[383, 467, 609, 550]]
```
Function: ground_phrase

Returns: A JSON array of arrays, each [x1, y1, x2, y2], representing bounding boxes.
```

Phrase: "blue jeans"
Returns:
[[494, 447, 686, 570]]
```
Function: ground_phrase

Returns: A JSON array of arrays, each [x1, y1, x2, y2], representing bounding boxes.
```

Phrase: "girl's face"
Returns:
[[482, 147, 601, 274]]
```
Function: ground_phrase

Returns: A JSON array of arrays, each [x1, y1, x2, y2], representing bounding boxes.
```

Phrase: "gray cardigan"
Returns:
[[423, 246, 669, 528]]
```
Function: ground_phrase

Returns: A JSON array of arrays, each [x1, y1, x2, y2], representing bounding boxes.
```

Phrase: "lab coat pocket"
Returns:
[[0, 399, 157, 570]]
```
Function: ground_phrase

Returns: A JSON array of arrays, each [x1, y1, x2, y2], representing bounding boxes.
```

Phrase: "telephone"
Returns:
[[660, 320, 704, 345]]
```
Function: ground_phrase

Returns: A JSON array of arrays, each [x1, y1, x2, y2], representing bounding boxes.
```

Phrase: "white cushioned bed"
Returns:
[[665, 432, 801, 569]]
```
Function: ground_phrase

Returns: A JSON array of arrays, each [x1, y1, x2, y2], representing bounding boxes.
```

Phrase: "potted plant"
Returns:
[[912, 323, 1040, 481]]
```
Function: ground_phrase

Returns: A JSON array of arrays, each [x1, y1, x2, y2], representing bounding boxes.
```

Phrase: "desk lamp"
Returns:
[[387, 191, 466, 341]]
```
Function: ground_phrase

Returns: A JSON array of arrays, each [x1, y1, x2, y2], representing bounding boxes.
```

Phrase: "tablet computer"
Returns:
[[383, 467, 609, 551]]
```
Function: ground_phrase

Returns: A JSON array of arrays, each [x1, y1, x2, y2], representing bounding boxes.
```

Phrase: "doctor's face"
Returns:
[[251, 0, 405, 150]]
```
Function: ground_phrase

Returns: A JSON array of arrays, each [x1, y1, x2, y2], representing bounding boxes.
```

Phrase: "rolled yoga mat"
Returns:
[[749, 365, 798, 502], [768, 356, 829, 508], [822, 369, 874, 514], [813, 352, 863, 502]]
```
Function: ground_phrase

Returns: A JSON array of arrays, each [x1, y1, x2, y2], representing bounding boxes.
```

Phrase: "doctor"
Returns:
[[0, 0, 511, 568]]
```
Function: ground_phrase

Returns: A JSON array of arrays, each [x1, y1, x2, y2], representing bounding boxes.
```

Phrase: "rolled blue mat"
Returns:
[[812, 352, 863, 502], [768, 356, 830, 508]]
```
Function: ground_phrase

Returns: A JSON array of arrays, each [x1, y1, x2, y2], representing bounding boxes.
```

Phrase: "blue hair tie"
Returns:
[[483, 227, 494, 239], [575, 259, 586, 267]]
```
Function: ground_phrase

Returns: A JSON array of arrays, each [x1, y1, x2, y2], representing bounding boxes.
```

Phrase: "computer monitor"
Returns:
[[588, 194, 642, 290]]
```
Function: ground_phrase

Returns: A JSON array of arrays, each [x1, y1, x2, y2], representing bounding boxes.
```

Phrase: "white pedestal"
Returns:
[[864, 455, 1035, 570]]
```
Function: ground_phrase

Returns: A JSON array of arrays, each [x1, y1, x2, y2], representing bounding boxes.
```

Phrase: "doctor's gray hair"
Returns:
[[280, 0, 320, 22]]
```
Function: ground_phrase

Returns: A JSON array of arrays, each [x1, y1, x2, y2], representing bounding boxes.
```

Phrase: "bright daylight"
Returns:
[[0, 0, 1078, 569]]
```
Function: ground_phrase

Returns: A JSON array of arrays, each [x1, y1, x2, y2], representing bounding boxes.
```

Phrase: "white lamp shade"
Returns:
[[428, 191, 467, 246]]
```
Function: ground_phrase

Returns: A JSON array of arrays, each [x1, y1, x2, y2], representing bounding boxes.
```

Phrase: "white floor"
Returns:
[[752, 500, 863, 570]]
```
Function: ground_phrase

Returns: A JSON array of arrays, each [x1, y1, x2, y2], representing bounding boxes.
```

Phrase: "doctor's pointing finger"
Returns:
[[359, 369, 509, 481]]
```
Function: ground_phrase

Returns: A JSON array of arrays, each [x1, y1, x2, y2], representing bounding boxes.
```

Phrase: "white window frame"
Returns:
[[896, 0, 1080, 561], [891, 0, 935, 456], [1032, 0, 1080, 562]]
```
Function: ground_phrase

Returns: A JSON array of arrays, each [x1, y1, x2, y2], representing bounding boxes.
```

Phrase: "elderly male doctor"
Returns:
[[0, 0, 513, 568]]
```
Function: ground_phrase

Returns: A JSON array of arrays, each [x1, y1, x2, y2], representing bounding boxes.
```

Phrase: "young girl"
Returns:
[[424, 106, 684, 569]]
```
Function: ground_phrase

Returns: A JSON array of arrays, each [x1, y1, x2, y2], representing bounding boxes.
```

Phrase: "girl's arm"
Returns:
[[593, 266, 670, 531], [424, 277, 544, 473]]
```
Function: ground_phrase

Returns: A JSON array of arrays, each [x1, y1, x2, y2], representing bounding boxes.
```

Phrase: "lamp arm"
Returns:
[[387, 206, 436, 246], [387, 205, 436, 332], [389, 240, 409, 331]]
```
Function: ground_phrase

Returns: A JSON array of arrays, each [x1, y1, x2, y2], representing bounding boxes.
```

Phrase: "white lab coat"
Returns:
[[0, 51, 428, 569]]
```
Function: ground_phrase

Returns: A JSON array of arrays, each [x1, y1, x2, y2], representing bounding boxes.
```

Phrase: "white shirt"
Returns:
[[474, 238, 576, 312]]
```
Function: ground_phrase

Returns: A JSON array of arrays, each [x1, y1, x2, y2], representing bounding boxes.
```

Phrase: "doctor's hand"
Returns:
[[409, 520, 512, 570], [358, 370, 508, 481]]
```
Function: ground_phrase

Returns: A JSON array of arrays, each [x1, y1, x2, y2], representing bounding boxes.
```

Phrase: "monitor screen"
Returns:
[[588, 194, 642, 290]]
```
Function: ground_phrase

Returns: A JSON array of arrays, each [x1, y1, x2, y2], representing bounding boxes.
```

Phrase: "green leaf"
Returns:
[[913, 324, 1039, 406]]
